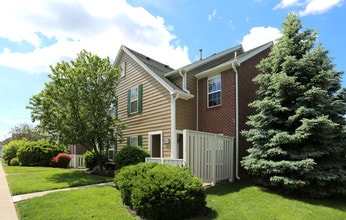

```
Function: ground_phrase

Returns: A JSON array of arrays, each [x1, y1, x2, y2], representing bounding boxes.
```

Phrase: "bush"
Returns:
[[114, 163, 206, 220], [10, 157, 20, 166], [114, 145, 150, 171], [2, 139, 27, 165], [51, 153, 72, 168], [114, 162, 158, 205], [83, 150, 108, 170], [17, 140, 65, 166]]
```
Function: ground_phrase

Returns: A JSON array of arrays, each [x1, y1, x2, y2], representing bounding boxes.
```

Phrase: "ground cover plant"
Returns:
[[3, 164, 113, 195]]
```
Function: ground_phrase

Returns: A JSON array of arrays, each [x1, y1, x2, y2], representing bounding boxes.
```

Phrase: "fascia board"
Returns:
[[122, 46, 175, 93], [237, 41, 273, 65], [195, 60, 235, 79]]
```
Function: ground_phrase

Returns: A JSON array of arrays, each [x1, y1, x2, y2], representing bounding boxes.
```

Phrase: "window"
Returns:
[[127, 85, 142, 115], [120, 62, 126, 77], [127, 136, 142, 147], [208, 75, 221, 107], [130, 87, 138, 113]]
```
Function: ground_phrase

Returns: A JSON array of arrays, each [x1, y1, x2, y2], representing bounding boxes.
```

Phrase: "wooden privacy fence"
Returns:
[[146, 130, 234, 185], [183, 129, 234, 185]]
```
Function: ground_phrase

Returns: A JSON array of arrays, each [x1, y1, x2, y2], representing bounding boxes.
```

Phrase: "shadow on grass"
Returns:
[[46, 170, 112, 187], [255, 184, 346, 212], [192, 181, 252, 220], [205, 180, 252, 196]]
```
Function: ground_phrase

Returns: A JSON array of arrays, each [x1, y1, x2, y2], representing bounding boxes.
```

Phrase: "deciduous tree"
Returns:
[[28, 50, 125, 172]]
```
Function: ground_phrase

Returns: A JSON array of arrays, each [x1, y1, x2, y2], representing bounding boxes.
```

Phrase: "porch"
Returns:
[[145, 129, 234, 185]]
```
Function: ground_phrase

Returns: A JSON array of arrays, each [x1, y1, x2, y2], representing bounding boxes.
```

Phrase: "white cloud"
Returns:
[[208, 9, 217, 21], [299, 0, 343, 16], [0, 0, 190, 74], [241, 26, 282, 51], [273, 0, 343, 16], [274, 0, 301, 9]]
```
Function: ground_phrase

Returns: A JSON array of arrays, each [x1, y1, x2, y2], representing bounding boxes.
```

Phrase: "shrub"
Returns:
[[10, 157, 20, 166], [115, 163, 206, 220], [83, 150, 108, 170], [2, 139, 27, 165], [51, 153, 72, 168], [114, 162, 158, 205], [17, 140, 65, 166], [114, 145, 150, 171]]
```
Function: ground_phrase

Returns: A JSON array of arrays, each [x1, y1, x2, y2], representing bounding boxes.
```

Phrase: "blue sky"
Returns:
[[0, 0, 345, 140]]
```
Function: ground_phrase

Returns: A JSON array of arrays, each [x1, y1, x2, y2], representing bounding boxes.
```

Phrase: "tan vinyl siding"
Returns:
[[116, 53, 172, 157], [175, 71, 197, 131]]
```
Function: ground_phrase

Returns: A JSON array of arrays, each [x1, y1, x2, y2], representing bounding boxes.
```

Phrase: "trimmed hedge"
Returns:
[[51, 153, 72, 168], [17, 140, 65, 166], [2, 139, 27, 165], [114, 145, 150, 171], [10, 157, 20, 166], [114, 163, 206, 220]]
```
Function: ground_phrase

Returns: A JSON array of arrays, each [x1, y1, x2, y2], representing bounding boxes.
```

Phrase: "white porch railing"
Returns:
[[69, 154, 84, 168], [145, 157, 184, 167]]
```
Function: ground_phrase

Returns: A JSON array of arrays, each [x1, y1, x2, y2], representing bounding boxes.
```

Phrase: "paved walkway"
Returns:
[[12, 182, 114, 202], [0, 162, 114, 219], [0, 162, 18, 220]]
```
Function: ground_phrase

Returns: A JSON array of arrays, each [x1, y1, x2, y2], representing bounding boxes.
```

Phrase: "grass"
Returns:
[[5, 164, 346, 220], [16, 186, 135, 220], [197, 182, 346, 220], [3, 165, 113, 195]]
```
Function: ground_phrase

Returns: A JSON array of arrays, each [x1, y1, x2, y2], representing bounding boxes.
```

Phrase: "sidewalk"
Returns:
[[0, 162, 18, 220], [12, 182, 114, 202]]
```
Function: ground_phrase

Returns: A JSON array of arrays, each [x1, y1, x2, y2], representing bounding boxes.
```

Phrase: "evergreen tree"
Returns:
[[242, 13, 346, 198]]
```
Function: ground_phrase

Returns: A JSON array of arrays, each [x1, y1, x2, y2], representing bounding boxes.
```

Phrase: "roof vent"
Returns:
[[199, 49, 203, 60], [145, 56, 150, 60]]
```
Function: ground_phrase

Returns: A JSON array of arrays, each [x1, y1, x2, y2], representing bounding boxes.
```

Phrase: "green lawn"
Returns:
[[3, 165, 113, 195], [16, 186, 135, 220], [5, 165, 346, 220]]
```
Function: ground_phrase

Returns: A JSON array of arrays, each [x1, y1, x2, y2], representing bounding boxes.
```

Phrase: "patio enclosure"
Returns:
[[146, 129, 234, 185]]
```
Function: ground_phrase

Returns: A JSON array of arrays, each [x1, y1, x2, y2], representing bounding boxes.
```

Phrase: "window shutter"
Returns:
[[138, 84, 143, 113], [127, 137, 130, 146], [127, 89, 131, 115], [138, 135, 142, 147]]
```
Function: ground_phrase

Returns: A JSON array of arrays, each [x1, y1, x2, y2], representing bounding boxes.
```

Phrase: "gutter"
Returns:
[[232, 61, 241, 180]]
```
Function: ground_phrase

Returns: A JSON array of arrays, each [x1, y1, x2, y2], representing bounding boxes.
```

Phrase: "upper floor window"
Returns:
[[127, 84, 142, 115], [130, 87, 138, 113], [120, 61, 126, 77], [208, 75, 221, 107]]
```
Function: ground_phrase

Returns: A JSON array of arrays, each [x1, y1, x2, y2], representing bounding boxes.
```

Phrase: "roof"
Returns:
[[195, 41, 273, 79], [164, 44, 243, 77], [113, 41, 272, 98]]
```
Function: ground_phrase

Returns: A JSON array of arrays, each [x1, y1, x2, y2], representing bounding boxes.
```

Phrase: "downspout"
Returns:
[[232, 61, 240, 180], [171, 92, 180, 158]]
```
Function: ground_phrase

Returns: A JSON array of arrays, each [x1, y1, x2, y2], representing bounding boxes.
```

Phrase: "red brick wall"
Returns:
[[197, 47, 271, 177], [198, 70, 236, 137]]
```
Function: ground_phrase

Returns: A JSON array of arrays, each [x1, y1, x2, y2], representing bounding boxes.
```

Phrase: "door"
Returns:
[[149, 131, 162, 158]]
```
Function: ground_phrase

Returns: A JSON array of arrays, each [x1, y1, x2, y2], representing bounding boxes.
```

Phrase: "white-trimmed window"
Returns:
[[120, 61, 126, 77], [208, 75, 221, 107], [130, 87, 138, 113], [127, 85, 142, 115], [127, 136, 142, 147]]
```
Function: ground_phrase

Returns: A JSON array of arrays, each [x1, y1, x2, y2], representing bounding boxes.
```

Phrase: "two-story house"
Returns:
[[113, 41, 273, 183]]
